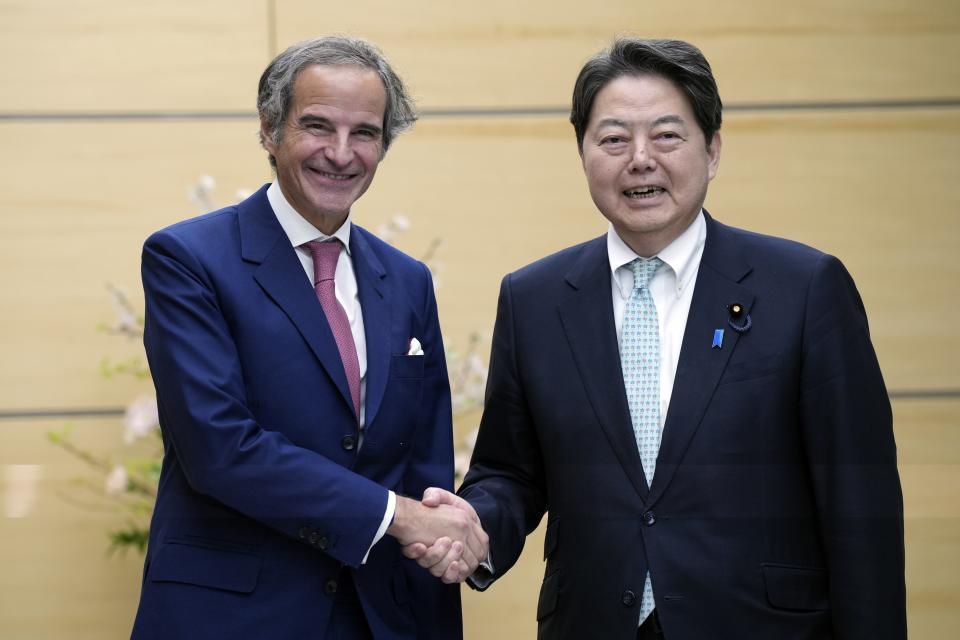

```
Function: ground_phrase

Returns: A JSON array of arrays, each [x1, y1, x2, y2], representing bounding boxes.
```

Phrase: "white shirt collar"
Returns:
[[267, 181, 352, 253], [607, 211, 706, 299]]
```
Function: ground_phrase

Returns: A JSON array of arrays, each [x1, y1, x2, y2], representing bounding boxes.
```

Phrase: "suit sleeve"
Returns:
[[799, 254, 906, 637], [142, 230, 388, 568], [458, 274, 548, 588]]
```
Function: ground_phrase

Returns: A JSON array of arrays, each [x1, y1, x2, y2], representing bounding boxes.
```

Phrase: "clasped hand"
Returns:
[[388, 488, 488, 584]]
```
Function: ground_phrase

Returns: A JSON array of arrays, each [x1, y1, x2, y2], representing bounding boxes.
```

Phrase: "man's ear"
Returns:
[[707, 131, 722, 181], [259, 119, 276, 154]]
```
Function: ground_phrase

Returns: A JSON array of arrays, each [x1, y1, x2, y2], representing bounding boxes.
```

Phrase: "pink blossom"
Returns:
[[105, 465, 128, 496], [123, 395, 159, 443]]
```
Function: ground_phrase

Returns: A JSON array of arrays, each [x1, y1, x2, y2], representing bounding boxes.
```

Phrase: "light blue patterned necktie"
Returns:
[[619, 256, 663, 625]]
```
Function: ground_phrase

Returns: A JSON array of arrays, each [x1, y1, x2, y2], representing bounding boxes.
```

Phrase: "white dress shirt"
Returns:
[[267, 181, 395, 560], [608, 211, 706, 429]]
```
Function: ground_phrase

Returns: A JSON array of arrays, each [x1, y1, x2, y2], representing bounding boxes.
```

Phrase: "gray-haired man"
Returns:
[[131, 36, 485, 640]]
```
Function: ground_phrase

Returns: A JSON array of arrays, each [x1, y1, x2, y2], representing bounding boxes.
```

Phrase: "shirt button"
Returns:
[[621, 590, 637, 607], [643, 511, 656, 526], [340, 435, 356, 451]]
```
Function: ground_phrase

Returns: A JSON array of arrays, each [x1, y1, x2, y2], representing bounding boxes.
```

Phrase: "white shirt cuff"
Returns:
[[362, 490, 396, 564]]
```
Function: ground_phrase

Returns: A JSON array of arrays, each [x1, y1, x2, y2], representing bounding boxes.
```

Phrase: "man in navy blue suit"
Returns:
[[409, 38, 906, 638], [131, 36, 486, 639]]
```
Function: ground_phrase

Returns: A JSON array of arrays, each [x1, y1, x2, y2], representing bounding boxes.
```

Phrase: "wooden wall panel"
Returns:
[[0, 119, 269, 409], [1, 109, 957, 404], [275, 0, 959, 108], [0, 419, 145, 639], [0, 0, 269, 112]]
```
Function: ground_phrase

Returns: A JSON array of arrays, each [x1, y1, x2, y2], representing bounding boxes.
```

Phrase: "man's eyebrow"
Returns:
[[594, 115, 687, 129], [297, 114, 330, 126], [595, 117, 629, 129], [651, 114, 686, 127], [297, 114, 382, 135]]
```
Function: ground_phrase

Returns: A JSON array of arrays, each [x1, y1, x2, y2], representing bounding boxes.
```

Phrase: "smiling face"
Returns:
[[580, 73, 721, 256], [261, 64, 387, 234]]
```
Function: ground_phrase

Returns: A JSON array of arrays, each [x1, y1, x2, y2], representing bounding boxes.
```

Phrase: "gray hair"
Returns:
[[570, 38, 722, 150], [257, 35, 417, 165]]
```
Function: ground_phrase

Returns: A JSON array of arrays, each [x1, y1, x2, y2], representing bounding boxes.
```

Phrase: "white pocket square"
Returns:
[[407, 338, 424, 356]]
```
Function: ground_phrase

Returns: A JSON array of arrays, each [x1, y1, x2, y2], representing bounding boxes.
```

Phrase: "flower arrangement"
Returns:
[[47, 283, 158, 553], [49, 177, 486, 553]]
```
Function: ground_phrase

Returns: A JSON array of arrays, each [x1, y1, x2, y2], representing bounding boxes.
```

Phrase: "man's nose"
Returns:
[[324, 134, 354, 166], [629, 141, 656, 172]]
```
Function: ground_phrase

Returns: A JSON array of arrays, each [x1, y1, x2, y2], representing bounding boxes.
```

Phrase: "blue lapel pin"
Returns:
[[712, 329, 724, 349]]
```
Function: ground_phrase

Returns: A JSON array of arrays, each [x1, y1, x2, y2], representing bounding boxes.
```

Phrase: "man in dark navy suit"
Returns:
[[131, 36, 485, 640], [409, 38, 906, 639]]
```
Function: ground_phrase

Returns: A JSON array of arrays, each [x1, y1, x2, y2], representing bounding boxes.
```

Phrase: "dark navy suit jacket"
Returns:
[[459, 213, 905, 639], [131, 185, 461, 639]]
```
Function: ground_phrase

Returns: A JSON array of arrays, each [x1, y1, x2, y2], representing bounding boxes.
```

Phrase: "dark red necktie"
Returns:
[[304, 240, 361, 420]]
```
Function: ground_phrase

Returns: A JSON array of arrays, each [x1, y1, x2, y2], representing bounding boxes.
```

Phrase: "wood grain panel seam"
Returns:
[[2, 98, 959, 123]]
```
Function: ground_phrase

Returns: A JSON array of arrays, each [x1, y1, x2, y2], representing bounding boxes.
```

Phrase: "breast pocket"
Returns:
[[370, 356, 426, 452], [718, 353, 785, 386], [391, 354, 425, 379]]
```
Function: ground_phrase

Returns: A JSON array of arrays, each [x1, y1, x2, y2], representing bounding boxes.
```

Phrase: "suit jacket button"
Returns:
[[621, 590, 637, 607], [324, 578, 338, 596], [298, 526, 310, 540], [643, 511, 656, 526], [341, 435, 356, 451]]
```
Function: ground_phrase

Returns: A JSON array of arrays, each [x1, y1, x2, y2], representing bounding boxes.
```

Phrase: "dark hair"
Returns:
[[570, 38, 722, 149], [257, 35, 417, 167]]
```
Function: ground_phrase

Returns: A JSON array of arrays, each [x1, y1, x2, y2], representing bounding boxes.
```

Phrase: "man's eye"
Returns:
[[601, 136, 625, 145]]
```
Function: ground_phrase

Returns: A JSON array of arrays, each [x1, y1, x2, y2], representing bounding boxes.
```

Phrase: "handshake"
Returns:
[[387, 488, 489, 584]]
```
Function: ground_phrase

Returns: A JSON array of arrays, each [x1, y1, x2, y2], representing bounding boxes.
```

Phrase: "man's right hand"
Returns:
[[389, 489, 488, 583]]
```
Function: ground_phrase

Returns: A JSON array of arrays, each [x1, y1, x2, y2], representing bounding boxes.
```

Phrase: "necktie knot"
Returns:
[[629, 257, 662, 291], [305, 239, 342, 284]]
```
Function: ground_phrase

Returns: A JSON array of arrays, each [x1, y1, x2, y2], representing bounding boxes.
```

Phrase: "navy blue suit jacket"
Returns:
[[459, 213, 905, 639], [132, 185, 461, 639]]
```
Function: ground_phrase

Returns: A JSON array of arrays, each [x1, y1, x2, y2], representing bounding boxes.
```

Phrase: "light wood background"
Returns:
[[1, 0, 958, 637]]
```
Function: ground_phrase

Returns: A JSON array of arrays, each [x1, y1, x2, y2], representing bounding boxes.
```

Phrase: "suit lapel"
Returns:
[[239, 186, 356, 416], [350, 228, 390, 429], [557, 238, 650, 502], [647, 213, 754, 505]]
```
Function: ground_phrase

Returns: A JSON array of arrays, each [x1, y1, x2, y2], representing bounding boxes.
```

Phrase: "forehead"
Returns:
[[588, 73, 694, 127], [290, 64, 387, 119]]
